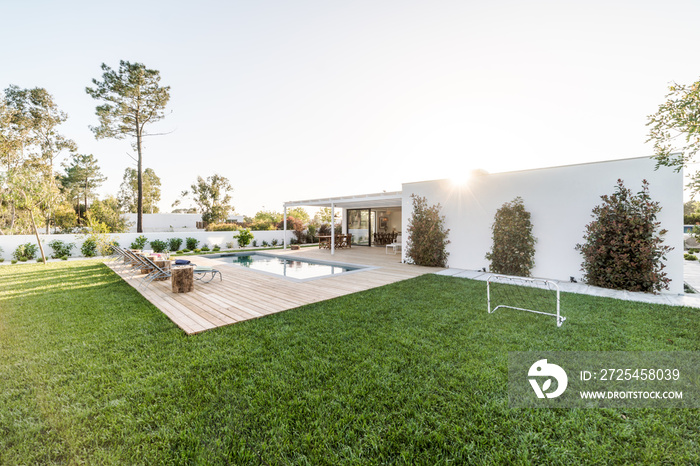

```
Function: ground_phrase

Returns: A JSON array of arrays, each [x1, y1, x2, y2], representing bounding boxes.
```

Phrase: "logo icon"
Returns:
[[528, 359, 568, 398]]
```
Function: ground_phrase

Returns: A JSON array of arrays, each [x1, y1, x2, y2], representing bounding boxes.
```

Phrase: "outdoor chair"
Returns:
[[138, 254, 172, 289], [386, 235, 402, 255], [193, 266, 222, 283]]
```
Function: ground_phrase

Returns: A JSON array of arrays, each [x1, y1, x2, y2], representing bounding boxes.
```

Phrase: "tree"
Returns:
[[2, 86, 75, 233], [485, 197, 537, 277], [186, 174, 233, 224], [286, 207, 309, 224], [684, 200, 700, 216], [575, 179, 672, 293], [86, 60, 170, 232], [647, 78, 700, 195], [405, 194, 450, 267], [87, 196, 131, 233], [250, 210, 283, 230], [3, 167, 52, 262], [61, 153, 106, 225], [118, 167, 161, 213]]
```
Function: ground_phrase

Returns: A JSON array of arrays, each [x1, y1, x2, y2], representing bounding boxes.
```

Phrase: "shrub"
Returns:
[[48, 239, 75, 259], [13, 243, 39, 261], [576, 179, 672, 293], [252, 240, 258, 248], [0, 258, 4, 263], [225, 242, 234, 249], [150, 239, 168, 253], [684, 253, 698, 261], [130, 235, 149, 250], [194, 249, 202, 254], [235, 228, 254, 248], [61, 256, 68, 261], [261, 240, 270, 248], [182, 248, 191, 253], [271, 239, 279, 247], [406, 194, 450, 267], [212, 245, 220, 252], [167, 237, 183, 252], [485, 197, 537, 277], [201, 245, 210, 252], [11, 259, 18, 264], [186, 237, 199, 250], [205, 223, 240, 231], [81, 238, 98, 257]]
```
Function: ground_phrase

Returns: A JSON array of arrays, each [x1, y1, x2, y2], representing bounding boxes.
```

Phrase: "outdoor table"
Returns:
[[171, 265, 194, 293]]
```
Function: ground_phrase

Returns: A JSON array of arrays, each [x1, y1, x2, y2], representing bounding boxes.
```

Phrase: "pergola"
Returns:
[[283, 191, 403, 254]]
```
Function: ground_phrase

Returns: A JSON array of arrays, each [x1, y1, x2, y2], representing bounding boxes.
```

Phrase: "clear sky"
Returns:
[[2, 0, 699, 215]]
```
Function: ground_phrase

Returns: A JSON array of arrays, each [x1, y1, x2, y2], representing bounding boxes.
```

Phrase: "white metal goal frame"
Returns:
[[486, 274, 566, 327]]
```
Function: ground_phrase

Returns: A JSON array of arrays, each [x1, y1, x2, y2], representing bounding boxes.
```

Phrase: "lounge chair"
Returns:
[[193, 266, 222, 283], [138, 254, 172, 289]]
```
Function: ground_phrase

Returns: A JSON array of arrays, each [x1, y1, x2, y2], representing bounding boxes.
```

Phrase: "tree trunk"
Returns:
[[28, 208, 47, 264], [136, 116, 143, 233]]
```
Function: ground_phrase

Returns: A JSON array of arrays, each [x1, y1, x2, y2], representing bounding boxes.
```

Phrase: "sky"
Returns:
[[2, 0, 699, 216]]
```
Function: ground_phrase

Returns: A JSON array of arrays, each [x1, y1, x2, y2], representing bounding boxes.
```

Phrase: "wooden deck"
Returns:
[[107, 247, 442, 335]]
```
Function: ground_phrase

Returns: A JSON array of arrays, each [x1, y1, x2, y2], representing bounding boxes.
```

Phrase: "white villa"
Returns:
[[284, 156, 684, 294]]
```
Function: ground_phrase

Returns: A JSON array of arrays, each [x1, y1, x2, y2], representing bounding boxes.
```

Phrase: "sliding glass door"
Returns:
[[347, 209, 370, 246]]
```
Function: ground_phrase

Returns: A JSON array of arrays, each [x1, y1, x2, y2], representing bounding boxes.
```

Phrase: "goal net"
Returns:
[[487, 274, 566, 327]]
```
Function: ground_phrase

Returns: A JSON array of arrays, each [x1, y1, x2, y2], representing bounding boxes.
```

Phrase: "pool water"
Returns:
[[219, 253, 362, 280]]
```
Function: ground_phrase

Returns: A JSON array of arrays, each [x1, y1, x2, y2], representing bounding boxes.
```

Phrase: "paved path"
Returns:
[[436, 267, 700, 309]]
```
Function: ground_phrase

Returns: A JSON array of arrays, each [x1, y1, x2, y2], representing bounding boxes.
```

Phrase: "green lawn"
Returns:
[[0, 261, 698, 464]]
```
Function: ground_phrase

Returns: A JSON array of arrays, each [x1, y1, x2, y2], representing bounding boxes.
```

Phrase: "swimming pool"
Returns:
[[213, 253, 368, 281]]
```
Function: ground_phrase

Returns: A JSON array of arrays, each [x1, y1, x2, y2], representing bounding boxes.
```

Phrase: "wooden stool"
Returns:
[[171, 266, 194, 293]]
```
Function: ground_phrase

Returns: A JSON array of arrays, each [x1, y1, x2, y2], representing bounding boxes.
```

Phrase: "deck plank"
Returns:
[[107, 247, 441, 334]]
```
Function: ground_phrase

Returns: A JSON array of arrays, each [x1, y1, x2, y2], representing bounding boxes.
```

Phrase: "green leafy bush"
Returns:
[[200, 245, 210, 252], [235, 228, 254, 248], [205, 223, 240, 231], [406, 194, 450, 267], [576, 179, 672, 293], [150, 239, 168, 253], [130, 235, 149, 250], [185, 237, 199, 250], [13, 243, 38, 261], [684, 253, 698, 261], [167, 237, 183, 252], [48, 239, 75, 259], [11, 259, 17, 264], [271, 239, 279, 247], [485, 197, 537, 277], [182, 248, 191, 253], [81, 238, 98, 257], [212, 245, 220, 252]]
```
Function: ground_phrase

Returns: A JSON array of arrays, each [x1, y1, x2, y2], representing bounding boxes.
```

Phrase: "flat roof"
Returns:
[[284, 191, 403, 209]]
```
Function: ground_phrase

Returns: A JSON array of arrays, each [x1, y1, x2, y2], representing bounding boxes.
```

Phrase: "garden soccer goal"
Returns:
[[487, 274, 566, 327]]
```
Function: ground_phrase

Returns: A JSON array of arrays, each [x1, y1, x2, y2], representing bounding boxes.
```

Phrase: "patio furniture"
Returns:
[[171, 266, 194, 293], [138, 254, 173, 289], [193, 266, 223, 283], [386, 235, 402, 255]]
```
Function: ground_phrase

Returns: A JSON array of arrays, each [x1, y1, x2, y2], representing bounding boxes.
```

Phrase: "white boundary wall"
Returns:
[[402, 157, 684, 294], [0, 230, 294, 260]]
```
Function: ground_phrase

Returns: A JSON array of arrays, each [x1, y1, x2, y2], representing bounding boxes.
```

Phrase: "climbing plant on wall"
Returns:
[[485, 197, 537, 277]]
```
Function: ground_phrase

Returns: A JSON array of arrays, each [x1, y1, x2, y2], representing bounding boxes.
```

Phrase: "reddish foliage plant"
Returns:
[[576, 179, 672, 293]]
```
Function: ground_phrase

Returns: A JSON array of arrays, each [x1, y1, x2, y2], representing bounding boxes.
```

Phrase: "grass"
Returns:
[[0, 261, 698, 464]]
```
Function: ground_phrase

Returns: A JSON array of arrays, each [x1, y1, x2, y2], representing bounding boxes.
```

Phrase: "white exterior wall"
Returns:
[[402, 157, 684, 294], [124, 213, 202, 232], [0, 230, 294, 259]]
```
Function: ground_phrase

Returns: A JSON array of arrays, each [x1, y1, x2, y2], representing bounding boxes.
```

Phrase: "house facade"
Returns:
[[284, 156, 684, 294]]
